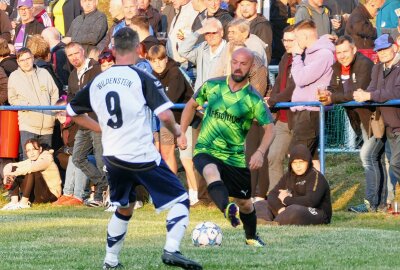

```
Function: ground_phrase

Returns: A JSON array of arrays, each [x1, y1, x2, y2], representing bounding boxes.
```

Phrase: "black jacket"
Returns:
[[329, 52, 374, 135], [250, 14, 273, 64], [50, 42, 72, 86], [345, 4, 376, 49], [270, 0, 290, 64], [13, 20, 45, 46], [0, 55, 18, 77]]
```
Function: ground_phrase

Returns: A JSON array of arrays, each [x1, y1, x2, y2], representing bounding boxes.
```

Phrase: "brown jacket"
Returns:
[[0, 67, 8, 105]]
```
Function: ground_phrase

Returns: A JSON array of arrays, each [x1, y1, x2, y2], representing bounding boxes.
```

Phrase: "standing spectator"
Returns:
[[237, 0, 273, 63], [290, 20, 335, 170], [41, 27, 72, 86], [0, 37, 18, 76], [166, 0, 198, 64], [345, 0, 384, 49], [0, 10, 12, 42], [65, 42, 107, 207], [51, 0, 81, 37], [178, 18, 227, 91], [295, 0, 336, 37], [323, 0, 358, 36], [1, 139, 62, 210], [227, 18, 268, 67], [33, 0, 53, 27], [191, 0, 233, 39], [255, 144, 332, 225], [98, 0, 124, 51], [354, 34, 400, 211], [0, 0, 17, 18], [265, 25, 296, 193], [130, 15, 160, 55], [13, 0, 45, 51], [161, 0, 176, 33], [138, 0, 162, 32], [26, 34, 63, 93], [8, 47, 59, 158], [376, 0, 400, 37], [63, 0, 108, 54], [320, 35, 385, 213]]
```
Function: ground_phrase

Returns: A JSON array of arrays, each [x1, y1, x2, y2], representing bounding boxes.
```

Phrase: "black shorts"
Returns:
[[193, 153, 251, 199]]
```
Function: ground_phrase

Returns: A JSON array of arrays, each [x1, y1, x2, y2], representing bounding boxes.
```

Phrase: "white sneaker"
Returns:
[[104, 205, 117, 212], [133, 201, 143, 210], [1, 202, 18, 210], [7, 202, 31, 210]]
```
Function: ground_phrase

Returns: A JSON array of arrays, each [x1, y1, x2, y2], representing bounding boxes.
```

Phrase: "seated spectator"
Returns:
[[13, 0, 45, 51], [26, 34, 63, 93], [62, 0, 108, 54], [255, 144, 332, 225], [1, 138, 62, 210], [52, 97, 86, 206]]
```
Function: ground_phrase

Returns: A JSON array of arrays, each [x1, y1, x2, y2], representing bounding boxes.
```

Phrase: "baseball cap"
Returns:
[[17, 0, 33, 8], [374, 34, 395, 52]]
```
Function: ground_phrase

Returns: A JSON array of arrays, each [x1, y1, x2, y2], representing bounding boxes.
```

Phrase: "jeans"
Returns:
[[267, 120, 293, 192], [63, 156, 88, 200], [20, 131, 53, 160], [359, 125, 386, 208], [72, 129, 107, 201], [386, 131, 400, 202], [385, 140, 398, 203]]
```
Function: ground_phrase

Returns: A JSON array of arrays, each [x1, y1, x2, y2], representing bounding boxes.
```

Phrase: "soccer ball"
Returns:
[[191, 222, 223, 247]]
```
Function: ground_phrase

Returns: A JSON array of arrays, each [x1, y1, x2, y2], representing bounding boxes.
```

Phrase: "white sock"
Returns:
[[188, 189, 199, 205], [164, 200, 189, 252], [104, 211, 131, 266]]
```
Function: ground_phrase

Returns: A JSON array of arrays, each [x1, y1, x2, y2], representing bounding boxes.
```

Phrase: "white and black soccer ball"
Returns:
[[191, 222, 223, 247]]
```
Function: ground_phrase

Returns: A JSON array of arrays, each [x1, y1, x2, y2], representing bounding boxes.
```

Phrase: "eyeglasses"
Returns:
[[18, 7, 32, 12], [282, 39, 295, 43], [18, 56, 33, 63]]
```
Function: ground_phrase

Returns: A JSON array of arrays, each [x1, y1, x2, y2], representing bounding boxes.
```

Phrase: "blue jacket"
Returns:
[[376, 0, 400, 36]]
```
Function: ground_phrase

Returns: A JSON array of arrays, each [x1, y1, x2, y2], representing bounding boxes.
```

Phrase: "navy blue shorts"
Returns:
[[103, 156, 187, 211]]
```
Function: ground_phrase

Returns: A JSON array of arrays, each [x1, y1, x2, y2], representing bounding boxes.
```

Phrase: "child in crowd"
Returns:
[[255, 144, 332, 225]]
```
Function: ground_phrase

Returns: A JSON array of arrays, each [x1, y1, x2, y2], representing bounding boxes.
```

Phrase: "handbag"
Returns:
[[368, 110, 385, 139]]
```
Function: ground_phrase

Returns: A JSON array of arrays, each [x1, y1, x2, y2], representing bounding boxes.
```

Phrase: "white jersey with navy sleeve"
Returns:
[[66, 65, 174, 164]]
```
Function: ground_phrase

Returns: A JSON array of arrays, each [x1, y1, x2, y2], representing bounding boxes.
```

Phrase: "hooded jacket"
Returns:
[[329, 52, 374, 136], [8, 66, 59, 135], [268, 144, 332, 223], [152, 58, 193, 123], [4, 149, 62, 198], [250, 14, 273, 63], [295, 1, 333, 37], [291, 35, 335, 111], [345, 3, 376, 49]]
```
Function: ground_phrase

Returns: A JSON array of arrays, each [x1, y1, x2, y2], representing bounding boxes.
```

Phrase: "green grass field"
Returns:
[[1, 154, 399, 270]]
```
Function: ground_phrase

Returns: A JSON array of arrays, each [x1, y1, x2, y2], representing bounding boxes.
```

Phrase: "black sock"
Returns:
[[207, 181, 229, 213], [240, 209, 257, 239]]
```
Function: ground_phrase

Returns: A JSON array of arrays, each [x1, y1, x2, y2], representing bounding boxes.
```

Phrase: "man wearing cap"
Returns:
[[13, 0, 45, 51], [238, 0, 272, 63], [354, 34, 400, 210]]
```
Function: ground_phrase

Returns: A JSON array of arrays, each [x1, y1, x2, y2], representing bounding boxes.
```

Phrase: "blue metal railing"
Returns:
[[2, 100, 400, 175]]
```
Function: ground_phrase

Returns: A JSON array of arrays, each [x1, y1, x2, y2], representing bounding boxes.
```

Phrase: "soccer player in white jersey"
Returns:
[[66, 27, 202, 270]]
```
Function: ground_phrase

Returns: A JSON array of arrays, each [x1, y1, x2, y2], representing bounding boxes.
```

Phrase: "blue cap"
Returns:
[[374, 34, 395, 52]]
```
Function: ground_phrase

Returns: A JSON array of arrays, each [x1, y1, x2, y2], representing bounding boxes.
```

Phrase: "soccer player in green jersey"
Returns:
[[179, 48, 275, 247]]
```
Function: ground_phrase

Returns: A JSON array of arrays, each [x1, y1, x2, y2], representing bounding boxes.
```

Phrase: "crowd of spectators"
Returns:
[[0, 0, 399, 220]]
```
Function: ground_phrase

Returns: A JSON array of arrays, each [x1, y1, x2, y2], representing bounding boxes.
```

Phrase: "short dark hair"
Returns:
[[114, 27, 139, 55], [294, 19, 316, 31], [16, 47, 32, 60], [335, 35, 355, 46], [65, 42, 84, 53], [130, 15, 150, 31], [147, 45, 167, 60], [0, 38, 10, 57], [24, 138, 41, 151], [283, 24, 296, 34]]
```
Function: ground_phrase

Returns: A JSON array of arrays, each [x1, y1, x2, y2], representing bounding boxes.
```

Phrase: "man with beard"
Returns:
[[179, 48, 275, 247]]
